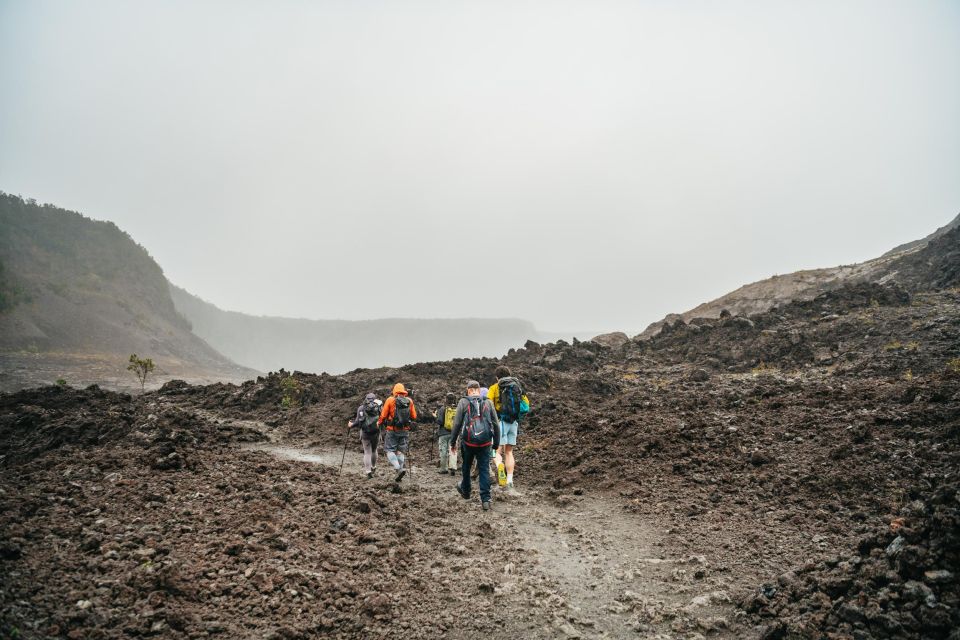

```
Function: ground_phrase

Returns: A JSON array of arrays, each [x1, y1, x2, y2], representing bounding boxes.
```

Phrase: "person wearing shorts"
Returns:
[[487, 365, 528, 489]]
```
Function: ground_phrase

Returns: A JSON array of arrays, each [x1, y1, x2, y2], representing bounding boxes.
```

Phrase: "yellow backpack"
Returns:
[[443, 406, 456, 431]]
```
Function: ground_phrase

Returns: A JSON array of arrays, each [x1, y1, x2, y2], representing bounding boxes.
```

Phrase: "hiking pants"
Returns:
[[460, 444, 492, 503], [438, 434, 456, 470], [360, 431, 378, 474], [384, 430, 409, 471]]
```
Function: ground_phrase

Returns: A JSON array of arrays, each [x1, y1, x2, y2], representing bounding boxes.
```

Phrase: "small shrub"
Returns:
[[55, 378, 67, 386], [903, 369, 913, 381], [751, 361, 777, 376], [522, 438, 549, 453], [280, 375, 301, 409], [884, 340, 919, 352], [650, 377, 672, 391], [126, 354, 155, 393]]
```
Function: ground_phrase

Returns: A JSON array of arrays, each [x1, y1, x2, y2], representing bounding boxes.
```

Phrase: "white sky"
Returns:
[[1, 0, 958, 333]]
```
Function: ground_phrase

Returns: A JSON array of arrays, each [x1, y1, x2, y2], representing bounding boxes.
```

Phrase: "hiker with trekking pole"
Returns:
[[346, 392, 383, 478], [378, 383, 418, 482]]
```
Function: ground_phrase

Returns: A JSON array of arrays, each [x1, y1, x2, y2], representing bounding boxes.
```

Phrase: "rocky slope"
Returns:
[[4, 274, 958, 638], [638, 214, 960, 338], [2, 211, 958, 639], [0, 192, 554, 390], [0, 194, 256, 391]]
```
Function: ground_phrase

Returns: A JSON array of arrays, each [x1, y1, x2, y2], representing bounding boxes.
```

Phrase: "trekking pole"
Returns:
[[407, 428, 414, 478], [339, 424, 351, 475]]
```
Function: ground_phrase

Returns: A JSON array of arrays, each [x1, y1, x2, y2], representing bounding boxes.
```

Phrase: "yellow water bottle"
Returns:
[[497, 462, 507, 487]]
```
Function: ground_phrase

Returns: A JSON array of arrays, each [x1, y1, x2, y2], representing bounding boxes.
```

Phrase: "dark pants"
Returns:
[[460, 444, 492, 503]]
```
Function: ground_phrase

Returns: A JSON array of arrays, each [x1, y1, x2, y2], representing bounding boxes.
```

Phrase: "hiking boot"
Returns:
[[456, 484, 469, 500], [437, 468, 448, 475], [482, 501, 491, 511], [448, 469, 456, 476], [395, 469, 406, 483], [366, 471, 373, 479]]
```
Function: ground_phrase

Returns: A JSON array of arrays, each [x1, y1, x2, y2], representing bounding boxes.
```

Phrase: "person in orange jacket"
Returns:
[[378, 382, 417, 482]]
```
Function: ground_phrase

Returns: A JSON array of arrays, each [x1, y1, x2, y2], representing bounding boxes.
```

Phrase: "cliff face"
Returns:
[[170, 284, 542, 374], [0, 194, 255, 391]]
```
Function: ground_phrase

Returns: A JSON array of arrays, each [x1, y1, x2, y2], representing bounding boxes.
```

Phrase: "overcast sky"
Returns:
[[1, 1, 958, 333]]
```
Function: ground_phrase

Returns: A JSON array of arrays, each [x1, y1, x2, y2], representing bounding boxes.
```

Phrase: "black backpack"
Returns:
[[359, 400, 380, 435], [464, 398, 493, 447], [392, 395, 412, 428], [498, 377, 524, 423]]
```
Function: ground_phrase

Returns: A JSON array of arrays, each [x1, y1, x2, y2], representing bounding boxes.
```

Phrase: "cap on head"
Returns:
[[392, 383, 407, 395], [466, 380, 480, 390], [446, 392, 457, 404], [365, 392, 377, 401]]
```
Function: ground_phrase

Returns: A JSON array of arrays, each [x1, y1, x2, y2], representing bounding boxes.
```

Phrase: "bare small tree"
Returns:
[[127, 354, 155, 393]]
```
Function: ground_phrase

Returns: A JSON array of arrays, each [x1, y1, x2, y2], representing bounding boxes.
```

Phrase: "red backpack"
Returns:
[[464, 398, 493, 447]]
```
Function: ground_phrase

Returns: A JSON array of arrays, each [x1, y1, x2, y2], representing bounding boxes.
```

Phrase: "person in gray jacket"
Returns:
[[449, 380, 500, 511]]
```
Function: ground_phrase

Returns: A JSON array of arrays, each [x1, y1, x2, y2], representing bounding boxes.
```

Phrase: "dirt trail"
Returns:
[[246, 435, 740, 639]]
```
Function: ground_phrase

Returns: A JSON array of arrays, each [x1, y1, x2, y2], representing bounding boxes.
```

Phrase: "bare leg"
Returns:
[[504, 444, 515, 475]]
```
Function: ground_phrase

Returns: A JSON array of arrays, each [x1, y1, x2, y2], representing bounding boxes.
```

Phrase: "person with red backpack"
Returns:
[[449, 380, 500, 511], [378, 383, 417, 482], [348, 392, 383, 479]]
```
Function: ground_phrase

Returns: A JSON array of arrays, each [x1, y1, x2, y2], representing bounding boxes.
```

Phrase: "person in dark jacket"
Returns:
[[347, 392, 382, 479], [449, 380, 500, 511]]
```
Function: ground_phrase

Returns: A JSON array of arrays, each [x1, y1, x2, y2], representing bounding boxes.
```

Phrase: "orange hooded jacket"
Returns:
[[379, 383, 417, 431]]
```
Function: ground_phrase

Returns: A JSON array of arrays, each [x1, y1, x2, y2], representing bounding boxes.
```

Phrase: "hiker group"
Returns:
[[346, 366, 530, 511]]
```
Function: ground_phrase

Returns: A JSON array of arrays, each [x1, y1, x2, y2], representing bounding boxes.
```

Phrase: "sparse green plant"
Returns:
[[126, 354, 155, 393], [280, 375, 301, 409], [903, 369, 913, 381], [650, 376, 672, 391], [55, 378, 67, 387], [522, 438, 548, 453], [947, 358, 960, 374], [751, 361, 777, 376], [884, 340, 919, 352]]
